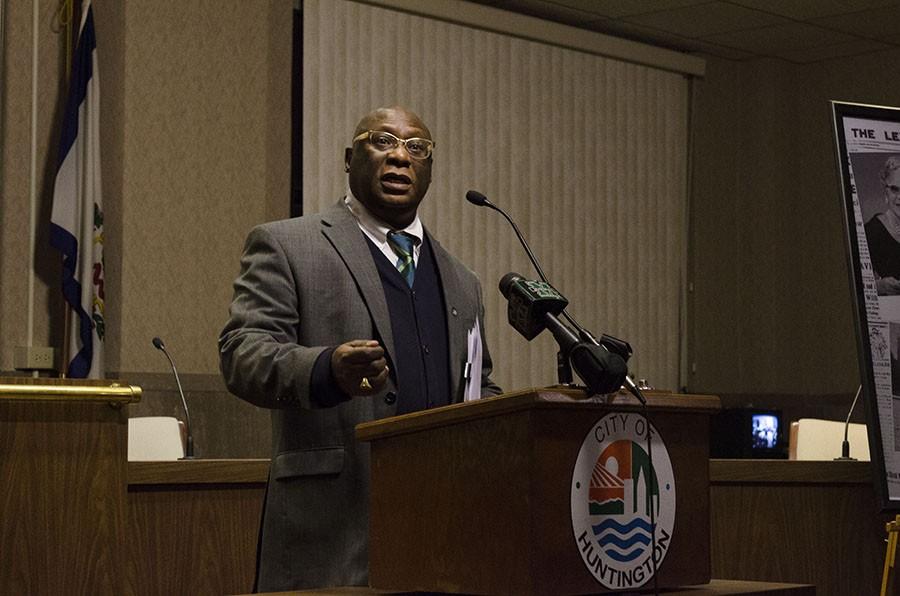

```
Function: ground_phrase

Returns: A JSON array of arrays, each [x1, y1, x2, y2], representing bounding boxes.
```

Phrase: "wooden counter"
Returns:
[[126, 459, 268, 596], [710, 458, 889, 596], [119, 457, 886, 595]]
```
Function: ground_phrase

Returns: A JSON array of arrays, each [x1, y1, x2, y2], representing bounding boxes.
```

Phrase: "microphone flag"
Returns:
[[49, 1, 105, 379]]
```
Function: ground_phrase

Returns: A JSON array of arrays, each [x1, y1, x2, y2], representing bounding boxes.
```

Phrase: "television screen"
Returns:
[[711, 408, 785, 458], [751, 414, 779, 451]]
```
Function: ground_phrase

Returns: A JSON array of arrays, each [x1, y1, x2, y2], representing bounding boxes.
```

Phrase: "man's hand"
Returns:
[[331, 340, 390, 397]]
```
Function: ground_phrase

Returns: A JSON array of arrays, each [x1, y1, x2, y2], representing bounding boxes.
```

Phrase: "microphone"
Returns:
[[466, 190, 633, 361], [152, 337, 195, 459], [835, 384, 862, 461], [466, 190, 549, 281], [499, 272, 568, 340], [500, 273, 627, 395], [470, 190, 644, 402]]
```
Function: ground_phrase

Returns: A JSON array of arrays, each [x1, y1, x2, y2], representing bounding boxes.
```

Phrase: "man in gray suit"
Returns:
[[219, 106, 502, 592]]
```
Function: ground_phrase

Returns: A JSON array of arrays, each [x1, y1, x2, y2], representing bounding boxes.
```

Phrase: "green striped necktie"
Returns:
[[387, 231, 417, 287]]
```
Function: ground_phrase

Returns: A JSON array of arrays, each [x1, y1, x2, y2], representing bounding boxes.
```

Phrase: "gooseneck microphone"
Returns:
[[466, 190, 633, 362], [466, 190, 550, 281], [836, 384, 862, 461], [152, 337, 195, 459], [467, 189, 644, 404]]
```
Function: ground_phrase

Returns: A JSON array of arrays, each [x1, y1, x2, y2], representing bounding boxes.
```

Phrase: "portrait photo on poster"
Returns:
[[849, 151, 900, 297]]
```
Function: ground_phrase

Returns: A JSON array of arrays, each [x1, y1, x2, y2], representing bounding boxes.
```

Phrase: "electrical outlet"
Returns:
[[14, 346, 57, 371]]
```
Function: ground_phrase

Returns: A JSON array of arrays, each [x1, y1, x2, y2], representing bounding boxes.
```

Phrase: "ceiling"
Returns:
[[467, 0, 900, 63]]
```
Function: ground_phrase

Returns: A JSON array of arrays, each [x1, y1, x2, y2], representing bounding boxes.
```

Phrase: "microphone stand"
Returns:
[[556, 352, 573, 385]]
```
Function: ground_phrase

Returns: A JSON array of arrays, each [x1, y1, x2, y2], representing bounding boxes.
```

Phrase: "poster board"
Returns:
[[832, 100, 900, 510]]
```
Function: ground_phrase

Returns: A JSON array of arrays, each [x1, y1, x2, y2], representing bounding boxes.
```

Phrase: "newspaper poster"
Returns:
[[833, 101, 900, 509]]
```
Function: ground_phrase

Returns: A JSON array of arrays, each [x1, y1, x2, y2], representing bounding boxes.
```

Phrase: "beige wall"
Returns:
[[688, 48, 900, 395], [115, 1, 290, 374], [1, 0, 67, 372], [0, 0, 292, 376]]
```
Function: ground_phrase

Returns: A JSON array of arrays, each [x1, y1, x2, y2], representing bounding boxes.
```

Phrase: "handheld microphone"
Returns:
[[500, 273, 627, 395], [152, 337, 195, 459], [499, 272, 568, 340]]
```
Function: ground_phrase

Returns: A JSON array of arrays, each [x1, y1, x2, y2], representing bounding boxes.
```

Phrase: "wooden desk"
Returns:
[[710, 459, 890, 596]]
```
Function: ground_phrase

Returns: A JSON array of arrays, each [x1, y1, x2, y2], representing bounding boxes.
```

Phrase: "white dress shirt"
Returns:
[[343, 192, 422, 266]]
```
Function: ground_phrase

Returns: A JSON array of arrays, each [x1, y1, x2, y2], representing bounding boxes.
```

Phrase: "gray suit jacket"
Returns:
[[219, 202, 501, 592]]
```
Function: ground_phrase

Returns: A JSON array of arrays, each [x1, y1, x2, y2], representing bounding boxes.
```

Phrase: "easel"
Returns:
[[882, 515, 900, 595]]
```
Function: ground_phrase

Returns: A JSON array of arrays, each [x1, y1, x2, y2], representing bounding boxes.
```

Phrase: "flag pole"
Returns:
[[57, 0, 76, 379]]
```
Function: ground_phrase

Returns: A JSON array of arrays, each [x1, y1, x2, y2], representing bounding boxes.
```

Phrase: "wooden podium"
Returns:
[[0, 378, 141, 596], [357, 387, 720, 595]]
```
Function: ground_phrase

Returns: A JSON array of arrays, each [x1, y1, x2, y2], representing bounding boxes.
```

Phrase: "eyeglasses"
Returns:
[[886, 184, 900, 195], [352, 130, 434, 160]]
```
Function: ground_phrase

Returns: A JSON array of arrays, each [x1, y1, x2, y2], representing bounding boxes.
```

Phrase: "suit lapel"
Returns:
[[319, 204, 397, 375], [429, 232, 470, 403]]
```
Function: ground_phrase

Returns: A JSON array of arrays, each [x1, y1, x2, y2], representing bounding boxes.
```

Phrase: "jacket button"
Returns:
[[451, 307, 458, 317], [384, 391, 397, 405]]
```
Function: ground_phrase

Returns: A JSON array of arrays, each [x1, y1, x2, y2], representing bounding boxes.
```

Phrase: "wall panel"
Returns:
[[118, 1, 292, 373], [688, 50, 900, 395]]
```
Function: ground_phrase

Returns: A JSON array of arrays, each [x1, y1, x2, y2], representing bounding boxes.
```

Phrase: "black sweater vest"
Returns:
[[366, 236, 451, 414]]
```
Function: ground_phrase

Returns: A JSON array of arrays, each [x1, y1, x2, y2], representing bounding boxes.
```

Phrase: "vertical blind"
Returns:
[[303, 0, 690, 392]]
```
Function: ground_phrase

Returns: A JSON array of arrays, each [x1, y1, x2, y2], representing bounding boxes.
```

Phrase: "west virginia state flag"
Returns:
[[50, 1, 105, 379]]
